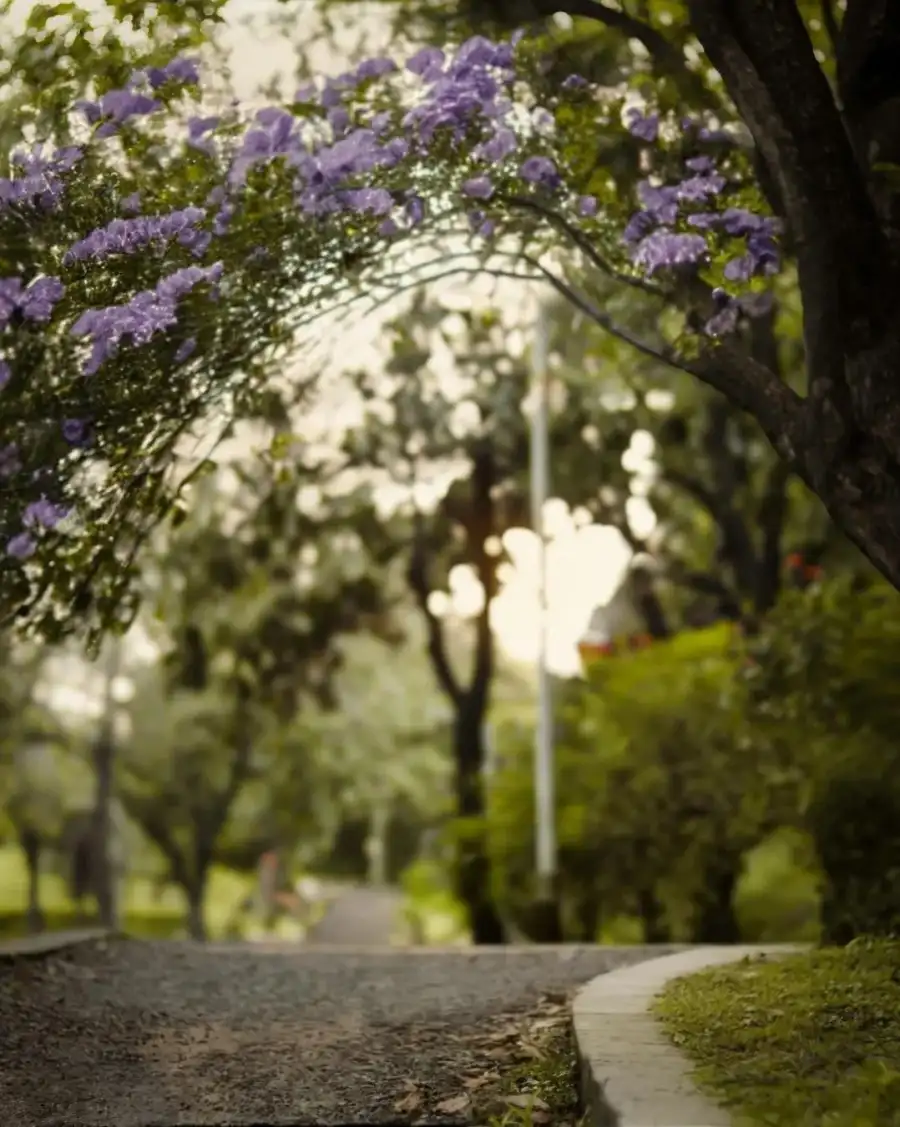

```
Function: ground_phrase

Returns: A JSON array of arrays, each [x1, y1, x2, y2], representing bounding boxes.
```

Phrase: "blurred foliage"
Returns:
[[483, 577, 900, 945]]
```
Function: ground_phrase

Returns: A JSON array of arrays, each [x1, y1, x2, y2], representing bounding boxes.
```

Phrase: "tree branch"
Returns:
[[685, 1, 891, 338], [467, 440, 497, 716], [545, 0, 718, 106], [502, 194, 667, 299], [528, 255, 805, 460], [820, 0, 840, 57]]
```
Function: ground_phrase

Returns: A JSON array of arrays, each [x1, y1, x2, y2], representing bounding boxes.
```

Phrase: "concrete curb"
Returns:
[[0, 928, 113, 963], [572, 944, 804, 1127]]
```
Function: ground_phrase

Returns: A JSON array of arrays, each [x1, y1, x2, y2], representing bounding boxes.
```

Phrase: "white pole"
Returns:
[[530, 300, 556, 898]]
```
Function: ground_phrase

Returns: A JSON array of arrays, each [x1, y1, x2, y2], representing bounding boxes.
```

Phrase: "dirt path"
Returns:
[[0, 936, 677, 1126], [303, 883, 404, 946]]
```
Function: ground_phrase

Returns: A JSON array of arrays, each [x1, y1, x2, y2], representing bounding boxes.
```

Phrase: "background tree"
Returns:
[[115, 451, 401, 939]]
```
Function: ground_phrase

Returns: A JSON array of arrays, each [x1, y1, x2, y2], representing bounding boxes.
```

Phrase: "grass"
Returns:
[[654, 938, 900, 1127], [0, 844, 255, 938], [476, 992, 586, 1127]]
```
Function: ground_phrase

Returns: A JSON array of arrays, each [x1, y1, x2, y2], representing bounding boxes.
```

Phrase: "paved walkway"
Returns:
[[0, 935, 676, 1125], [573, 944, 803, 1127], [303, 883, 404, 946]]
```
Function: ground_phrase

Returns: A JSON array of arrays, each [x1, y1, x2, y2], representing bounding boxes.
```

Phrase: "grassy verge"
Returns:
[[654, 939, 900, 1127]]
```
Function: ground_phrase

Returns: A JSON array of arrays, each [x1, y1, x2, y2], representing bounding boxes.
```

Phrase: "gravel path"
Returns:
[[0, 937, 676, 1126], [304, 885, 403, 946]]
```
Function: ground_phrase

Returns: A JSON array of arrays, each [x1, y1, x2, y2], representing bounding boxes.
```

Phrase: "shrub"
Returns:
[[808, 750, 900, 944]]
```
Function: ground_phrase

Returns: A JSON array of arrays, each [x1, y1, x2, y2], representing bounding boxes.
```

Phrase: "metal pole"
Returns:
[[530, 300, 556, 898]]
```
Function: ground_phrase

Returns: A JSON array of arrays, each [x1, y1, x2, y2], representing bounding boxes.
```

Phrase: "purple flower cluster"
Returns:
[[6, 496, 71, 561], [0, 144, 82, 210], [75, 56, 199, 138], [71, 262, 223, 375], [621, 111, 781, 333], [0, 275, 65, 327], [63, 206, 209, 264]]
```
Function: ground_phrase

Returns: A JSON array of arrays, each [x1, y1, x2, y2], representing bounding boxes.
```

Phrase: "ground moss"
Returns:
[[654, 939, 900, 1126]]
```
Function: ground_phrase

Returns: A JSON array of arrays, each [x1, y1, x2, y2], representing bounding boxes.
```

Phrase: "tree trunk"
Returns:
[[20, 827, 44, 935], [690, 859, 742, 944], [185, 876, 208, 942], [453, 708, 506, 944], [92, 728, 118, 931], [637, 887, 671, 944], [573, 891, 601, 943]]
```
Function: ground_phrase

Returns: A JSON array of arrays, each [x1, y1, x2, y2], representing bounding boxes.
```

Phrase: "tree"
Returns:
[[116, 454, 401, 939], [8, 5, 900, 648], [0, 638, 78, 932]]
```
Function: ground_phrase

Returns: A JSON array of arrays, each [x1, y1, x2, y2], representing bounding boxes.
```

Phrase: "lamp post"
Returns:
[[530, 300, 561, 938]]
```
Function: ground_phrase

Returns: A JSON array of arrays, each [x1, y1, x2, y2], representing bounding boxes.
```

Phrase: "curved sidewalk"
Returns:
[[572, 944, 802, 1127]]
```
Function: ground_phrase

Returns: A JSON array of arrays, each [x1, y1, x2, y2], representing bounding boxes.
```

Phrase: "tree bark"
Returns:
[[690, 859, 742, 944], [637, 886, 670, 943], [185, 876, 208, 942], [453, 705, 506, 944], [91, 727, 118, 931], [19, 827, 44, 935], [573, 890, 601, 943]]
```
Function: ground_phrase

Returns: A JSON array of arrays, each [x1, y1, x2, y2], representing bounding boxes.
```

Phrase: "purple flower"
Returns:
[[355, 57, 397, 81], [7, 532, 36, 560], [328, 106, 351, 135], [475, 127, 517, 162], [462, 176, 494, 199], [520, 156, 560, 189], [746, 231, 780, 274], [378, 218, 400, 237], [62, 418, 91, 446], [626, 109, 659, 143], [562, 74, 588, 91], [63, 207, 206, 264], [71, 262, 222, 374], [637, 181, 679, 224], [406, 46, 445, 76], [146, 57, 200, 89], [405, 196, 425, 225], [685, 156, 715, 174], [0, 360, 10, 389], [23, 497, 69, 530], [705, 301, 740, 338], [347, 187, 394, 215], [675, 173, 726, 202], [633, 230, 708, 274], [0, 444, 20, 478], [0, 276, 64, 326], [577, 195, 598, 218], [685, 212, 720, 231], [120, 191, 142, 213], [622, 210, 655, 245], [724, 254, 754, 282], [174, 337, 197, 364], [18, 276, 65, 322]]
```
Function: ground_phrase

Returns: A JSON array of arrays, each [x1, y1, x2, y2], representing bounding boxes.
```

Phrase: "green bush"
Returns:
[[748, 579, 900, 943], [808, 755, 900, 945]]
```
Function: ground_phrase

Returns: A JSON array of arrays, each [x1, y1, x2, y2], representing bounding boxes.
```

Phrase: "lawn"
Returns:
[[654, 939, 900, 1127], [0, 844, 254, 938]]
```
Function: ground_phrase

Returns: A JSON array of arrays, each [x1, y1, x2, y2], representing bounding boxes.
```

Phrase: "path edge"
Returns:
[[0, 927, 115, 964], [571, 943, 805, 1127]]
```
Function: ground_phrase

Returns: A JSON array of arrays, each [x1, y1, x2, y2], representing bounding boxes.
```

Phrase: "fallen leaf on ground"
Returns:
[[504, 1094, 551, 1111], [393, 1085, 422, 1113], [435, 1093, 471, 1114], [464, 1072, 499, 1090]]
